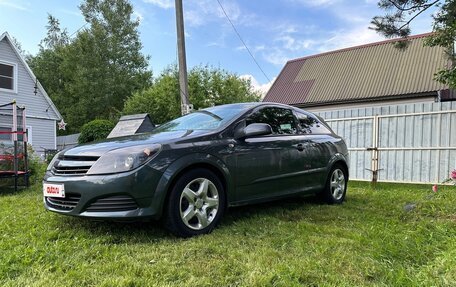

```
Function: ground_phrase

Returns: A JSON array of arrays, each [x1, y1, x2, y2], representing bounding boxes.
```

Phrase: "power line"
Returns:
[[216, 0, 271, 83], [69, 22, 88, 38]]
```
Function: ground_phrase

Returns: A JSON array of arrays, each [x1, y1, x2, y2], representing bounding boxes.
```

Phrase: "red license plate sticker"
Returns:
[[43, 183, 65, 198]]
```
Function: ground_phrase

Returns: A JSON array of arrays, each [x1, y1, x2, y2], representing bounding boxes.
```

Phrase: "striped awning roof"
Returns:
[[264, 33, 449, 106]]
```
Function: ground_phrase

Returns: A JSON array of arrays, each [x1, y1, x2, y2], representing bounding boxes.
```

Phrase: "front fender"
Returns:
[[150, 153, 233, 218]]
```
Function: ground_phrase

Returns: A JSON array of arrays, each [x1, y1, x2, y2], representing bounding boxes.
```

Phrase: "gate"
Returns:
[[315, 102, 456, 184]]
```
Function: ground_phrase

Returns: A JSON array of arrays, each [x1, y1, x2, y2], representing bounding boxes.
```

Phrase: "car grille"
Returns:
[[85, 195, 138, 212], [52, 156, 99, 176], [46, 193, 81, 211]]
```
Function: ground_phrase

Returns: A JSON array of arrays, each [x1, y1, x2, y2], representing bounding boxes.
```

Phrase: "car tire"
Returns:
[[319, 164, 347, 204], [163, 168, 226, 238]]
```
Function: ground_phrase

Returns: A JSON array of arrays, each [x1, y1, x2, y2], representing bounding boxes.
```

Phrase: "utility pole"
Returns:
[[175, 0, 192, 115]]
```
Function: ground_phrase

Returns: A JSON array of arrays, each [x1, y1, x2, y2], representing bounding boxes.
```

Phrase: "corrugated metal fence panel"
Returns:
[[56, 133, 80, 150], [315, 101, 456, 183]]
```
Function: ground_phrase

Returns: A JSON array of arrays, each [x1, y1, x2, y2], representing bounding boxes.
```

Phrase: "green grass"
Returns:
[[1, 181, 456, 286]]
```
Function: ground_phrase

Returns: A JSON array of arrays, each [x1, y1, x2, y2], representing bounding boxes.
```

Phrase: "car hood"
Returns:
[[62, 130, 209, 157]]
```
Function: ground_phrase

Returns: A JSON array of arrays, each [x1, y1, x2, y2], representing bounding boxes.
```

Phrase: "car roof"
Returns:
[[204, 102, 316, 118]]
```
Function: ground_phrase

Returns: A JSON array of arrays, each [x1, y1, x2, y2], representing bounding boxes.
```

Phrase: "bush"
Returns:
[[28, 153, 47, 184], [78, 119, 115, 144]]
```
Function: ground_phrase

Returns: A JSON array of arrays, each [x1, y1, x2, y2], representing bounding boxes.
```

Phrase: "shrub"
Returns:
[[78, 119, 115, 144], [28, 153, 47, 184]]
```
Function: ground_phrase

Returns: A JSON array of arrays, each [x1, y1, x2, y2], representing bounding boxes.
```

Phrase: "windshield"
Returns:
[[154, 104, 255, 132]]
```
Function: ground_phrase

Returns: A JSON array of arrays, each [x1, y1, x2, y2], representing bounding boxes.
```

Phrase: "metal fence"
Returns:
[[56, 133, 80, 150], [315, 101, 456, 184]]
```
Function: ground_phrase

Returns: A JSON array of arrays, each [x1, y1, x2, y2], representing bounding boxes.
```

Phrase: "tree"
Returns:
[[28, 0, 152, 133], [39, 14, 69, 50], [371, 0, 456, 87], [123, 65, 261, 124], [28, 15, 69, 129]]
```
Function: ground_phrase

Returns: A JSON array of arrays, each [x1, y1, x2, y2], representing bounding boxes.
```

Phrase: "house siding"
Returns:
[[0, 35, 60, 153], [27, 118, 57, 154], [0, 38, 59, 120]]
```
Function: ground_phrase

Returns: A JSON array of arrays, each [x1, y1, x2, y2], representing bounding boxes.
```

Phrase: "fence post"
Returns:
[[371, 115, 380, 184]]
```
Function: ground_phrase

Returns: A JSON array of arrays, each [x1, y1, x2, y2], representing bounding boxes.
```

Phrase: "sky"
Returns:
[[0, 0, 437, 94]]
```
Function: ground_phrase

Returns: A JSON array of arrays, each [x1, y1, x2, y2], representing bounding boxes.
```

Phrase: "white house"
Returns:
[[0, 32, 61, 154]]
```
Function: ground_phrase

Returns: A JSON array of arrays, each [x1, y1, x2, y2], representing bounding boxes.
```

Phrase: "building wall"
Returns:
[[0, 36, 59, 154], [27, 118, 56, 155]]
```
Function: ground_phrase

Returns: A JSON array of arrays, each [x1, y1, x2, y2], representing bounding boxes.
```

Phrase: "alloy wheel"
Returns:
[[330, 168, 346, 200], [179, 178, 219, 230]]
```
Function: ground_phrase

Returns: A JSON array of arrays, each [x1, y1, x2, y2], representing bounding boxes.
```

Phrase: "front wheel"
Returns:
[[319, 165, 347, 204], [163, 168, 225, 237]]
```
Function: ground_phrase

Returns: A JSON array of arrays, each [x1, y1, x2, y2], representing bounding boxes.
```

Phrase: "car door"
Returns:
[[294, 110, 334, 189], [233, 106, 309, 202]]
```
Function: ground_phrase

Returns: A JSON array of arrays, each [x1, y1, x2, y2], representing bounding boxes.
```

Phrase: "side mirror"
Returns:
[[235, 123, 272, 140]]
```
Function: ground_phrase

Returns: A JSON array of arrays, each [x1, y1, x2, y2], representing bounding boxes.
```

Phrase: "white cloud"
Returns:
[[235, 44, 265, 52], [240, 74, 275, 97], [143, 0, 174, 9], [288, 0, 341, 7], [263, 48, 291, 66], [183, 0, 243, 27], [206, 42, 223, 47], [0, 0, 28, 11], [60, 9, 81, 17], [277, 35, 315, 51], [316, 27, 383, 52]]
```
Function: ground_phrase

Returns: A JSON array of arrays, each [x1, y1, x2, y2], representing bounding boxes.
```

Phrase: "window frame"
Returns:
[[0, 125, 13, 143], [245, 105, 299, 136], [0, 125, 32, 144], [0, 60, 18, 93], [293, 110, 332, 135]]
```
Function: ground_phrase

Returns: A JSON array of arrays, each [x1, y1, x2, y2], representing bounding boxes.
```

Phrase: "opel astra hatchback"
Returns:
[[44, 103, 349, 237]]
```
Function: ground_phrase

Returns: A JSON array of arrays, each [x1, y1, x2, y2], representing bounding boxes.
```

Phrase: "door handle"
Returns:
[[296, 143, 304, 151]]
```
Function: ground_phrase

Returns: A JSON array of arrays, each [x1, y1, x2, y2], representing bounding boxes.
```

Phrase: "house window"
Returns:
[[0, 62, 16, 91], [0, 127, 12, 142], [0, 126, 32, 144]]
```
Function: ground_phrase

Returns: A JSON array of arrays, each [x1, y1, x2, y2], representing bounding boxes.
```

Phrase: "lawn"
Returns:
[[1, 180, 456, 286]]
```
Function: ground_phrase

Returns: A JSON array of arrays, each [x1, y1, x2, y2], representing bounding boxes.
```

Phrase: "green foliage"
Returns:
[[28, 0, 152, 134], [27, 153, 47, 184], [1, 182, 456, 285], [371, 0, 456, 88], [78, 119, 115, 143], [123, 65, 261, 124]]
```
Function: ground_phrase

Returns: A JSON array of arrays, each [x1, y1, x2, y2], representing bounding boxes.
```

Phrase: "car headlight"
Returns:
[[86, 144, 161, 175], [46, 151, 63, 171]]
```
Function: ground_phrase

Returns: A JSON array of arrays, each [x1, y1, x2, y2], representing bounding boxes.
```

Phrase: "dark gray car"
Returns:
[[43, 102, 349, 237]]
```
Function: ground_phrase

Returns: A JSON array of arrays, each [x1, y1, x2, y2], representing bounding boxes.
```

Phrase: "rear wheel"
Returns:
[[319, 164, 347, 204], [164, 168, 225, 237]]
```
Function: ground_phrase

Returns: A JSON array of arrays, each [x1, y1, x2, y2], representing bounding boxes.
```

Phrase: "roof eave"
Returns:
[[1, 31, 62, 121], [292, 91, 439, 108]]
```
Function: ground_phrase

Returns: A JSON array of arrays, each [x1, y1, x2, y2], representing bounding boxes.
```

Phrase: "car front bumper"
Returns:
[[43, 165, 164, 220]]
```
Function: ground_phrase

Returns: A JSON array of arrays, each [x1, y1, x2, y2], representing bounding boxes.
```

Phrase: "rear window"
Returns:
[[246, 107, 297, 135], [295, 112, 331, 134]]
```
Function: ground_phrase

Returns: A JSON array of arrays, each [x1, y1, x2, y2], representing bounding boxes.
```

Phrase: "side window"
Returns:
[[295, 112, 331, 134], [0, 127, 12, 142], [246, 107, 297, 135], [0, 62, 15, 91]]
